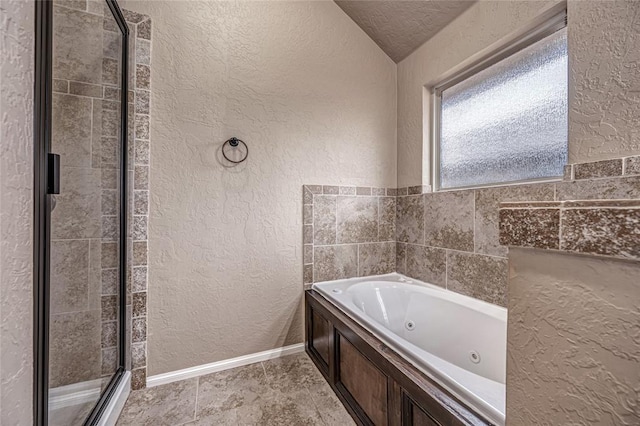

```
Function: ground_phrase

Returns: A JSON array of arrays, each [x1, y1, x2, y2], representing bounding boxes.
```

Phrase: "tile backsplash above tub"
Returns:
[[395, 183, 556, 307], [303, 185, 397, 288], [304, 156, 640, 307]]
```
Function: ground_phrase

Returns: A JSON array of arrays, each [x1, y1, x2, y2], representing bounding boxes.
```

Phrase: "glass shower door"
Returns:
[[45, 1, 127, 424]]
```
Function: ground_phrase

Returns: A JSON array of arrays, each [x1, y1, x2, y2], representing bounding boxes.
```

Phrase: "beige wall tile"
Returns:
[[53, 5, 103, 83], [313, 195, 336, 245], [358, 242, 395, 276], [51, 167, 101, 239], [475, 184, 555, 257], [337, 196, 378, 244], [624, 156, 640, 175], [135, 39, 151, 66], [556, 176, 640, 200], [561, 208, 640, 260], [50, 240, 90, 314], [573, 159, 623, 180], [499, 208, 560, 250], [378, 196, 396, 242], [446, 251, 507, 307], [50, 310, 101, 387], [52, 93, 92, 167], [424, 191, 474, 252], [69, 81, 103, 98], [313, 245, 357, 282], [406, 244, 446, 287], [137, 19, 151, 40], [396, 195, 424, 244], [395, 242, 407, 275]]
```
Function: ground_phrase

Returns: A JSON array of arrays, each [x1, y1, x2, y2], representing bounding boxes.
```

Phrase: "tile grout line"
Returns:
[[403, 242, 508, 261], [193, 375, 199, 422], [377, 197, 381, 242], [260, 361, 268, 382], [333, 193, 337, 246], [90, 98, 95, 165], [308, 191, 316, 284], [558, 207, 564, 251], [472, 189, 477, 254], [422, 194, 426, 246], [445, 249, 449, 290], [303, 384, 330, 426]]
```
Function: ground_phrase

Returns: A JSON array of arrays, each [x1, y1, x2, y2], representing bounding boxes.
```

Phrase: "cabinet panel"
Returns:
[[311, 309, 331, 366], [339, 334, 388, 425], [412, 404, 440, 426]]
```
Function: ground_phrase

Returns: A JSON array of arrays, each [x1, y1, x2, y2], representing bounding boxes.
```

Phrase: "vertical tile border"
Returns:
[[123, 10, 152, 390]]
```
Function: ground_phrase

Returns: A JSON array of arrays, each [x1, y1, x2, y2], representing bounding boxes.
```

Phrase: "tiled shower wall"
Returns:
[[302, 185, 397, 288], [48, 1, 151, 391], [304, 156, 640, 308], [50, 1, 120, 390]]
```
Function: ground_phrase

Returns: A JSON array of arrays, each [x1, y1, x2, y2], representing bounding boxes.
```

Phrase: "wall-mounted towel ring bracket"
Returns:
[[222, 137, 249, 164]]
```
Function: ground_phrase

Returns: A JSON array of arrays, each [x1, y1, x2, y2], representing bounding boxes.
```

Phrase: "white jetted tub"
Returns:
[[313, 273, 507, 426]]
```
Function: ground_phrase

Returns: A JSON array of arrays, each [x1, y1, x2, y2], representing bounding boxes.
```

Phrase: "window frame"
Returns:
[[430, 3, 568, 192]]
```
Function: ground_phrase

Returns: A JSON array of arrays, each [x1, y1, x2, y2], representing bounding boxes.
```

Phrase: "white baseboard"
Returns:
[[97, 371, 130, 426], [146, 343, 305, 388]]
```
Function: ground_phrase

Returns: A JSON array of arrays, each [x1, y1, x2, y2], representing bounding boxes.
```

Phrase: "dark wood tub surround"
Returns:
[[305, 291, 490, 426]]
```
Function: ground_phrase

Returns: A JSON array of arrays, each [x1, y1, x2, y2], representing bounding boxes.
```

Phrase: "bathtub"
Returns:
[[312, 273, 507, 426]]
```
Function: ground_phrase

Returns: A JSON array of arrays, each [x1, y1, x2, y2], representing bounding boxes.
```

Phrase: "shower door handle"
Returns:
[[47, 153, 60, 195]]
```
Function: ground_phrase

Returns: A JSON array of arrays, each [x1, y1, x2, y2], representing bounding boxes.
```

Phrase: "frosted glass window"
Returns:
[[438, 27, 568, 190]]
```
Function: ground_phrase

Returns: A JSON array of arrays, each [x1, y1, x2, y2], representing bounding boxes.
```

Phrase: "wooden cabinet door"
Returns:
[[337, 334, 389, 425]]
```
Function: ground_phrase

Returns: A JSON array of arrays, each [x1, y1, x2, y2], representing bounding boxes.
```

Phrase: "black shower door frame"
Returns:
[[33, 1, 129, 424]]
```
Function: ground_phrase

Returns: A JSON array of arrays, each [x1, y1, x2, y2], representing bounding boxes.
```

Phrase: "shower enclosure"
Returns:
[[34, 0, 129, 424]]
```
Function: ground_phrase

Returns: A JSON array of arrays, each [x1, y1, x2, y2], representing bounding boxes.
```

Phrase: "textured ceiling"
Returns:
[[335, 1, 475, 62]]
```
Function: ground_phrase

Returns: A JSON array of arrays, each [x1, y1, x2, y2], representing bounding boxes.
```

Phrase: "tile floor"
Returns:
[[116, 353, 356, 425]]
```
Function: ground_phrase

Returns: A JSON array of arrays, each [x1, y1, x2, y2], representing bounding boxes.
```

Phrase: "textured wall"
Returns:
[[396, 1, 551, 187], [121, 0, 397, 376], [569, 0, 640, 163], [0, 0, 34, 424], [507, 248, 640, 425]]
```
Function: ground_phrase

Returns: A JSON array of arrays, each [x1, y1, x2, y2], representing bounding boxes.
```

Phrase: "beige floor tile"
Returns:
[[116, 378, 197, 426], [262, 353, 325, 392], [183, 409, 238, 425], [233, 388, 325, 426], [117, 353, 354, 426], [309, 380, 357, 426], [196, 362, 269, 418]]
